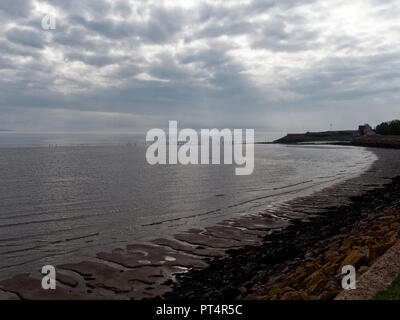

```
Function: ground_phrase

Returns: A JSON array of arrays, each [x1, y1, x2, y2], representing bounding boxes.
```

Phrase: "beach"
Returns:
[[165, 147, 400, 300], [1, 145, 400, 300], [0, 138, 373, 280]]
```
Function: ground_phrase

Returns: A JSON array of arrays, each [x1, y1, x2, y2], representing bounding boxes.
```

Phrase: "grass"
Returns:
[[305, 130, 358, 136], [373, 272, 400, 300]]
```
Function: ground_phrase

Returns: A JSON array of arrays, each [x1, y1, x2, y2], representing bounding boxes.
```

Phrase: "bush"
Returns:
[[375, 120, 400, 135]]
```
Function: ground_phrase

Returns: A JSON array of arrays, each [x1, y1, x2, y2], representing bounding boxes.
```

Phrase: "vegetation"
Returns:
[[274, 130, 357, 143], [375, 120, 400, 135], [374, 272, 400, 300], [305, 130, 358, 136]]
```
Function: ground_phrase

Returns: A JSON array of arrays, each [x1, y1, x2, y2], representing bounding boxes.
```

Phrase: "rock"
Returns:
[[239, 287, 247, 296], [370, 224, 380, 232], [292, 270, 308, 283], [341, 250, 366, 268], [302, 270, 324, 289], [324, 279, 340, 292], [379, 225, 389, 233], [365, 230, 380, 238], [383, 230, 398, 244], [390, 222, 400, 230], [317, 290, 338, 300], [358, 265, 369, 274], [222, 287, 240, 300], [320, 263, 336, 275], [359, 235, 374, 244], [368, 244, 391, 261], [338, 238, 354, 252], [324, 247, 339, 261], [309, 279, 327, 294], [281, 290, 304, 300]]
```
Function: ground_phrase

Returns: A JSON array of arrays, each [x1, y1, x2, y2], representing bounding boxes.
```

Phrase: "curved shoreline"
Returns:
[[163, 147, 400, 300], [1, 147, 399, 300], [0, 144, 371, 282]]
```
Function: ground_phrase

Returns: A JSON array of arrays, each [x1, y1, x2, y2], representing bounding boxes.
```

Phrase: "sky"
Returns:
[[1, 0, 400, 133]]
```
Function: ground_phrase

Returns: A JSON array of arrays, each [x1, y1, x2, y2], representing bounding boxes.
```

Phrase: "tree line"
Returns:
[[375, 120, 400, 135]]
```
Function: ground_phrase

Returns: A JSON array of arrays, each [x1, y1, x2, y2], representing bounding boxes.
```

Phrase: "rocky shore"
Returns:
[[252, 206, 400, 299], [163, 148, 400, 300], [336, 239, 400, 300], [353, 135, 400, 149], [1, 147, 400, 300], [164, 175, 400, 300]]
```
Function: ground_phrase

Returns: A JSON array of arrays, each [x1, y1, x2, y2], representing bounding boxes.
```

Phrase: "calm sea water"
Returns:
[[0, 132, 377, 279]]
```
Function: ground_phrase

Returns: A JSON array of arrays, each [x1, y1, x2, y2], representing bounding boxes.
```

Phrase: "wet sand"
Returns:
[[1, 147, 400, 300]]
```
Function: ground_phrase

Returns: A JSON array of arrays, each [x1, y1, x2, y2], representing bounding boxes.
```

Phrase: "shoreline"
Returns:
[[265, 133, 400, 150], [164, 177, 400, 299], [163, 147, 400, 300], [1, 147, 400, 299], [252, 199, 400, 300], [336, 240, 400, 300]]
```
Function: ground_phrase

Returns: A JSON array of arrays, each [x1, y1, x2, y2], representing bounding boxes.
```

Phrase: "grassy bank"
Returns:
[[274, 131, 400, 149], [274, 131, 357, 144]]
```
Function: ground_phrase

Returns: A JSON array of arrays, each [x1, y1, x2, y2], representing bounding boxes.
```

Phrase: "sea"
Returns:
[[0, 131, 377, 280]]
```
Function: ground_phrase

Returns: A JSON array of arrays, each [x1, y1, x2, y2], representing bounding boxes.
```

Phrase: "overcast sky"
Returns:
[[1, 0, 400, 132]]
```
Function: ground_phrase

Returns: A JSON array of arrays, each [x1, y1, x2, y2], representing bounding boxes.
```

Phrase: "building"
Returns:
[[358, 124, 376, 136]]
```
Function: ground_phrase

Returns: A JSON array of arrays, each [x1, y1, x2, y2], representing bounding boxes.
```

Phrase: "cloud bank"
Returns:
[[1, 0, 400, 132]]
